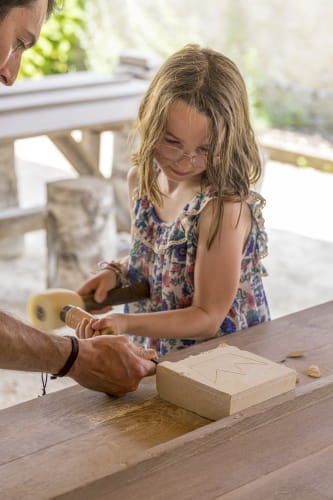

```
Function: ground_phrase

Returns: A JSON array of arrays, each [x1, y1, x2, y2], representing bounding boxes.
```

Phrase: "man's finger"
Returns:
[[144, 359, 158, 376], [138, 348, 158, 360]]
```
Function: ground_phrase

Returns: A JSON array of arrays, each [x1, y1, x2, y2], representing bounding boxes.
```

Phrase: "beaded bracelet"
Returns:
[[98, 260, 125, 288]]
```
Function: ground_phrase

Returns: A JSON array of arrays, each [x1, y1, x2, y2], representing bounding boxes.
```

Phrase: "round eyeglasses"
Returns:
[[155, 143, 219, 169]]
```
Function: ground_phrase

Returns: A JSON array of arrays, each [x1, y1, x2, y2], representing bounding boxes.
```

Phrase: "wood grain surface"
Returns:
[[1, 300, 333, 499]]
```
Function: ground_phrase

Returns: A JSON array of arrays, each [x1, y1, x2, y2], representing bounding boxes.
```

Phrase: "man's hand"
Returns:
[[68, 335, 157, 397]]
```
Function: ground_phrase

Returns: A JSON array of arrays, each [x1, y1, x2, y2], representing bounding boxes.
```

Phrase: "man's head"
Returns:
[[0, 0, 55, 85], [0, 0, 55, 22]]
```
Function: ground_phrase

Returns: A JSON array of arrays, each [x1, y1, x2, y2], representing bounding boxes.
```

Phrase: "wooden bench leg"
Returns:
[[0, 141, 24, 258], [49, 131, 102, 177], [46, 177, 116, 290]]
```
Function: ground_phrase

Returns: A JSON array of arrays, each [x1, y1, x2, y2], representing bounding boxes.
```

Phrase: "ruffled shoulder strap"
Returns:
[[183, 187, 217, 216], [246, 191, 268, 259], [131, 187, 218, 254]]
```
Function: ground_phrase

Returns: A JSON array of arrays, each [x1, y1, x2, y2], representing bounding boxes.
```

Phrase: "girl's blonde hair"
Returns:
[[132, 45, 262, 248]]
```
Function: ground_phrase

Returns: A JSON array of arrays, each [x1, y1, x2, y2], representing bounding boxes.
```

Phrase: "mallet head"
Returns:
[[27, 288, 84, 330]]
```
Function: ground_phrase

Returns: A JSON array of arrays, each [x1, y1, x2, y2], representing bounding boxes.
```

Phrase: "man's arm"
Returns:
[[0, 311, 71, 373], [0, 311, 157, 395]]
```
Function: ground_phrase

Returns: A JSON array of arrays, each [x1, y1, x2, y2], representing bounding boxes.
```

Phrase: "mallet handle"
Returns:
[[82, 282, 150, 311]]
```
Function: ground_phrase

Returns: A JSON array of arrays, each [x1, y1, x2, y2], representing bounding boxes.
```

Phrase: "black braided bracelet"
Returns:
[[51, 335, 79, 379]]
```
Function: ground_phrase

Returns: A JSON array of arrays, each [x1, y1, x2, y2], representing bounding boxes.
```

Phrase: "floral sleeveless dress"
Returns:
[[124, 188, 270, 356]]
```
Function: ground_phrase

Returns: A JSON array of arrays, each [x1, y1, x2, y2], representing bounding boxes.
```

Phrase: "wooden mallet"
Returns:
[[27, 283, 150, 332]]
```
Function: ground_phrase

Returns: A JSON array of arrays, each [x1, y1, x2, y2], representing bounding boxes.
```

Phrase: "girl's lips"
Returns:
[[169, 165, 189, 177]]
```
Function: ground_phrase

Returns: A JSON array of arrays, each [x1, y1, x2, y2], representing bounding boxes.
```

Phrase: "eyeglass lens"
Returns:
[[156, 144, 207, 169]]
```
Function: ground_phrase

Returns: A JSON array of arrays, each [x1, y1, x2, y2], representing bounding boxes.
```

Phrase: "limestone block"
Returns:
[[156, 345, 296, 420]]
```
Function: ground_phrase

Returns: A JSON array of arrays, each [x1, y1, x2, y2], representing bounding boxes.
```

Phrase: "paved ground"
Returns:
[[1, 135, 333, 409]]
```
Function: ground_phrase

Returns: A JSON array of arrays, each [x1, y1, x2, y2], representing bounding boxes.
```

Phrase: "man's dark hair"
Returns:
[[0, 0, 56, 22]]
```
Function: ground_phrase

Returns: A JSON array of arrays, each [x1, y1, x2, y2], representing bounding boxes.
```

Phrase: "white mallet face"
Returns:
[[27, 288, 85, 331]]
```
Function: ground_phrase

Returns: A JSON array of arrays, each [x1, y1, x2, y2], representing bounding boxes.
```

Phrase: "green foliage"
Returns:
[[18, 0, 87, 79], [323, 163, 333, 173], [235, 48, 271, 131], [296, 156, 309, 168], [247, 84, 271, 131], [265, 97, 307, 129]]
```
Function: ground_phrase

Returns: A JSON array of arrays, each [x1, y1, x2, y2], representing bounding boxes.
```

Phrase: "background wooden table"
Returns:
[[0, 73, 149, 237]]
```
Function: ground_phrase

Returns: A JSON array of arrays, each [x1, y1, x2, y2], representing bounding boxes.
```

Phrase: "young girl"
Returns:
[[76, 45, 270, 356]]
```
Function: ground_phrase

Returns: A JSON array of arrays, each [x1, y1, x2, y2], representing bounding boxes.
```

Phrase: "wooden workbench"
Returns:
[[1, 301, 333, 499]]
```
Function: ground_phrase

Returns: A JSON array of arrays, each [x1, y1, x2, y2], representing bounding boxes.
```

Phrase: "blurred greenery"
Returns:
[[296, 156, 309, 168], [82, 0, 271, 130], [16, 0, 331, 133], [18, 0, 87, 79]]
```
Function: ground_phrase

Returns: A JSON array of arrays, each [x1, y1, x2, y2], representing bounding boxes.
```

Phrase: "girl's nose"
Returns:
[[178, 152, 194, 167]]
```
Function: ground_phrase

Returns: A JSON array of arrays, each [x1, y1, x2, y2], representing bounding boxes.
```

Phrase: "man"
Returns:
[[0, 0, 157, 396]]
